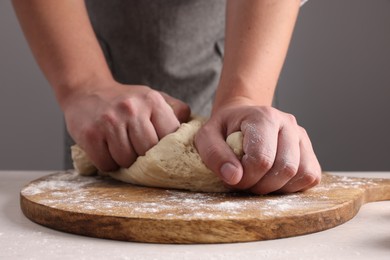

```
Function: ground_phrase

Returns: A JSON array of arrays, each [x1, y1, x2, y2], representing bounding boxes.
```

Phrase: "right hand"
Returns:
[[62, 80, 191, 172], [195, 101, 321, 195]]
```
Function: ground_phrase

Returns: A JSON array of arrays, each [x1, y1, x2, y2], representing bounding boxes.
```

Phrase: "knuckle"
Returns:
[[145, 90, 165, 106], [117, 98, 138, 116], [253, 154, 274, 171], [279, 163, 298, 179], [100, 111, 118, 126], [302, 173, 320, 186], [299, 126, 309, 137], [285, 113, 297, 125]]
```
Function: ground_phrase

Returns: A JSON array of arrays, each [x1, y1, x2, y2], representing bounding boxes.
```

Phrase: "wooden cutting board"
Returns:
[[20, 171, 390, 244]]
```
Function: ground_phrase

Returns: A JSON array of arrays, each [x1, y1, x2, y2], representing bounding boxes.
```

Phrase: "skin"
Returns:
[[12, 0, 321, 194]]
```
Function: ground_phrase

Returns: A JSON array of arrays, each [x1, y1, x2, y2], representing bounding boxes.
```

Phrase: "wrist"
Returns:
[[213, 76, 275, 113], [55, 73, 115, 110]]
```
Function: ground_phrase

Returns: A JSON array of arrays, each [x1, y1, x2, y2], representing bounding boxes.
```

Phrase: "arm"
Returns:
[[215, 0, 299, 108], [12, 0, 190, 171], [196, 0, 321, 194], [12, 0, 112, 104]]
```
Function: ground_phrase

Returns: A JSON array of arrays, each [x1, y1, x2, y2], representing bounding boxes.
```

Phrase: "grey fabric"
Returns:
[[65, 0, 308, 169], [65, 0, 225, 169], [85, 0, 226, 116]]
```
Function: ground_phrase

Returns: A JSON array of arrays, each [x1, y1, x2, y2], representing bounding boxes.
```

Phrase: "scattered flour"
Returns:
[[21, 171, 377, 220], [312, 174, 378, 192], [21, 171, 97, 196]]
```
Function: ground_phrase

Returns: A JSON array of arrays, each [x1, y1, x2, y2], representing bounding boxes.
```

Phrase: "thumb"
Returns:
[[195, 124, 243, 185], [159, 92, 191, 123]]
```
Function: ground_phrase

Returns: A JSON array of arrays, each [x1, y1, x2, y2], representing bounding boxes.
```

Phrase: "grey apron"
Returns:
[[85, 0, 226, 115], [64, 0, 308, 169], [65, 0, 226, 169]]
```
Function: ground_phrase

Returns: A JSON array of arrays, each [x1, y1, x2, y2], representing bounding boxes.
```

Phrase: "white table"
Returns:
[[1, 171, 389, 260]]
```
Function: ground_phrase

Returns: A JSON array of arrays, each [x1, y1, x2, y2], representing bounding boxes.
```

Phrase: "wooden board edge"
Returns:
[[20, 192, 364, 244]]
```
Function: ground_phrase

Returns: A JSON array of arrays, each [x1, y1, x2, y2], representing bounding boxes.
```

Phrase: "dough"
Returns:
[[72, 119, 243, 192], [71, 145, 97, 176]]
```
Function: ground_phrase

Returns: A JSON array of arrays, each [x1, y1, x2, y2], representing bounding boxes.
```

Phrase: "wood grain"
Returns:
[[20, 171, 390, 244]]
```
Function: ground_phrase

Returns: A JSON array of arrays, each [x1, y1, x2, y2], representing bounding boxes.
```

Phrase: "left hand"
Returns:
[[195, 99, 321, 195]]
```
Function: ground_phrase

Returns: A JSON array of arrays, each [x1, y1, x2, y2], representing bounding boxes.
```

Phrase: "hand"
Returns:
[[195, 100, 321, 194], [63, 80, 191, 172]]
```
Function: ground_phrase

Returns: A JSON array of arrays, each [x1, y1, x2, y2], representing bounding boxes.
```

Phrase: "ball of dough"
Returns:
[[72, 119, 244, 192], [226, 131, 244, 159]]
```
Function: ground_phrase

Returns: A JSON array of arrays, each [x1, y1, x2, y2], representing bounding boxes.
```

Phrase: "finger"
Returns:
[[127, 118, 159, 156], [94, 110, 136, 169], [278, 128, 322, 193], [78, 122, 119, 172], [195, 123, 243, 185], [105, 123, 137, 168], [234, 121, 278, 190], [250, 124, 300, 195], [82, 138, 118, 172], [159, 92, 191, 123], [149, 92, 181, 139]]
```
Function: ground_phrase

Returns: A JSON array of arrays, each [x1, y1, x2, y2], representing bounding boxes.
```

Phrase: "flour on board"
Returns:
[[20, 171, 378, 220]]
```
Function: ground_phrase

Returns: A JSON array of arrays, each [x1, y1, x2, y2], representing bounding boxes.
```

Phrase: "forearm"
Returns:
[[214, 0, 301, 110], [12, 0, 113, 108]]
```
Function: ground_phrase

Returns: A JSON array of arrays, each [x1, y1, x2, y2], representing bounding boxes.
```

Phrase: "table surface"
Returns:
[[1, 171, 389, 260]]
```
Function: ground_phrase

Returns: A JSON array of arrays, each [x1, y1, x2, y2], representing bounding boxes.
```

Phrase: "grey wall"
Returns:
[[277, 0, 390, 171], [0, 1, 64, 170], [0, 0, 389, 171]]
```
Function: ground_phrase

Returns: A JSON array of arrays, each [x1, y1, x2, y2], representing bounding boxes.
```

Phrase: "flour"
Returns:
[[21, 171, 314, 219], [21, 172, 374, 220], [312, 174, 378, 192], [21, 171, 98, 196]]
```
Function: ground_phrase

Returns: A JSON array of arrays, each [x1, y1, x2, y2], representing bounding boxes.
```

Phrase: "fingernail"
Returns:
[[220, 163, 238, 185]]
